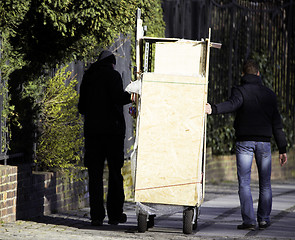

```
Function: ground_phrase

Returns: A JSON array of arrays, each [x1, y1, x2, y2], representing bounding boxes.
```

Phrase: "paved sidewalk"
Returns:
[[1, 181, 294, 240]]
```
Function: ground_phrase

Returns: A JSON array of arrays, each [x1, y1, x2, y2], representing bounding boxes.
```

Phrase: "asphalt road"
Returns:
[[1, 181, 294, 240]]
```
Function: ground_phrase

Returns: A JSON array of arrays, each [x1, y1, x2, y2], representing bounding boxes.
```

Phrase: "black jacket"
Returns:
[[212, 74, 287, 153], [78, 60, 131, 136]]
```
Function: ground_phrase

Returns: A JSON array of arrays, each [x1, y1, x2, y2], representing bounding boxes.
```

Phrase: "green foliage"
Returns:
[[0, 0, 30, 32], [137, 1, 165, 38], [251, 52, 294, 151], [0, 35, 19, 153], [251, 52, 274, 89], [207, 114, 236, 155], [6, 0, 151, 65], [280, 114, 294, 150], [0, 0, 165, 82], [35, 67, 84, 171], [0, 2, 29, 153], [0, 0, 165, 163]]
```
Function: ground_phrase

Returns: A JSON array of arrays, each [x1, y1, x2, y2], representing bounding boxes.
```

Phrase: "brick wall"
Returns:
[[205, 146, 295, 183], [0, 165, 17, 222], [0, 164, 89, 222]]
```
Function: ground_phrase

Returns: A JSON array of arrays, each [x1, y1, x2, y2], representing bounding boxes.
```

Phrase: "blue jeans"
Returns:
[[236, 141, 272, 225]]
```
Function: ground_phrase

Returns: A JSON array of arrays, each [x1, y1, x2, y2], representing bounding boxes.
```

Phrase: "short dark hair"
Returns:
[[243, 59, 259, 75]]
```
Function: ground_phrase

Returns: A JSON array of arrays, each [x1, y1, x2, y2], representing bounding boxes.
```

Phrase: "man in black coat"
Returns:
[[205, 59, 287, 230], [78, 50, 131, 226]]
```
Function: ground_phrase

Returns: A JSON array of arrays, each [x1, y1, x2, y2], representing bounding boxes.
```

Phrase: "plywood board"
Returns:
[[134, 73, 207, 206], [154, 41, 203, 76]]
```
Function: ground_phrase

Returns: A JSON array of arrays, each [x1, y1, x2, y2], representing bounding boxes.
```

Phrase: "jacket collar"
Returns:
[[241, 74, 262, 85]]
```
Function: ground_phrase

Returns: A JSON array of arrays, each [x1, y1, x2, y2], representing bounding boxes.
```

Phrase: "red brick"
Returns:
[[9, 174, 17, 182], [7, 191, 16, 199], [5, 198, 14, 208], [7, 206, 15, 215], [11, 182, 17, 190], [4, 214, 16, 222], [1, 208, 7, 217]]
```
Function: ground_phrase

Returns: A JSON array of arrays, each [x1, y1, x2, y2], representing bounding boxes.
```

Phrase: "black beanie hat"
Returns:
[[98, 50, 116, 65]]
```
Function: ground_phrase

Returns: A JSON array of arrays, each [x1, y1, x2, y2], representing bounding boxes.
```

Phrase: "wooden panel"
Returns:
[[154, 41, 203, 76], [134, 73, 207, 206]]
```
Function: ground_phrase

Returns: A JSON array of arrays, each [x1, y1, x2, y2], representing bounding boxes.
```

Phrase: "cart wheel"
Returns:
[[138, 213, 148, 233], [193, 207, 199, 230], [183, 207, 194, 234], [193, 218, 198, 230]]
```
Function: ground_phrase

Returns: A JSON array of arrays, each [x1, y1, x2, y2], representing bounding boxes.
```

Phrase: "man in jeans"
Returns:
[[205, 59, 288, 230]]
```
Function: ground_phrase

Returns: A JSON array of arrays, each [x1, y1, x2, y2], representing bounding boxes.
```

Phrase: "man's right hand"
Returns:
[[205, 103, 212, 115]]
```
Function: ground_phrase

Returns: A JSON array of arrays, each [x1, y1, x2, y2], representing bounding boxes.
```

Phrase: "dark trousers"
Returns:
[[85, 134, 125, 221]]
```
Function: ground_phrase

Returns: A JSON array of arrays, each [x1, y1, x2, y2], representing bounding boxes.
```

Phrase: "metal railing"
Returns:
[[0, 153, 24, 165]]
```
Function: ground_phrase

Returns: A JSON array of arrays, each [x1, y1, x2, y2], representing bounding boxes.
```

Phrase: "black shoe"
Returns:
[[108, 213, 127, 225], [259, 221, 270, 230], [237, 223, 256, 231], [91, 220, 103, 226]]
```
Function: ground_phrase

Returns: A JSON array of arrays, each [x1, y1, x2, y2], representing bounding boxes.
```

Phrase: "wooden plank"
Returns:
[[134, 73, 207, 206], [154, 41, 203, 76]]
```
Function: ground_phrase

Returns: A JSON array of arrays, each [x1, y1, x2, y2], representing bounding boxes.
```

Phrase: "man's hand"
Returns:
[[131, 93, 137, 102], [129, 106, 137, 118], [205, 103, 212, 114], [279, 153, 287, 166]]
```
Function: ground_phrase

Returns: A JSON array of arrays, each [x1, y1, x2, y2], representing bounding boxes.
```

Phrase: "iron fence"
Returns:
[[162, 0, 295, 144], [208, 0, 295, 143]]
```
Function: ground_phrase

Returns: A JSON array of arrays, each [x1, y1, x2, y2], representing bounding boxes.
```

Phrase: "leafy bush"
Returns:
[[35, 67, 84, 171], [1, 0, 165, 160], [207, 114, 236, 155]]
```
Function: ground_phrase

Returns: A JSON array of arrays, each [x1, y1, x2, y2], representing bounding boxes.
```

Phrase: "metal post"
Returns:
[[0, 34, 3, 159], [136, 8, 144, 77], [143, 41, 150, 72]]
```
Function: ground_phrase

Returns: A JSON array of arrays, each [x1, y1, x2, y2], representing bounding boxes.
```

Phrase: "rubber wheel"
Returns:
[[193, 219, 198, 230], [138, 213, 147, 233], [193, 207, 199, 230], [183, 208, 194, 234]]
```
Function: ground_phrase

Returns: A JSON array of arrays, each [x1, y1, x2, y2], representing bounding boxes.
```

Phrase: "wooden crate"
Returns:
[[134, 40, 210, 206]]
